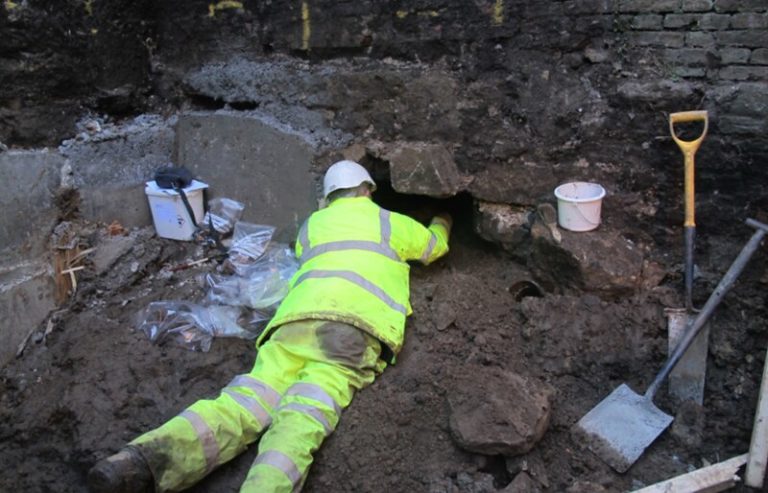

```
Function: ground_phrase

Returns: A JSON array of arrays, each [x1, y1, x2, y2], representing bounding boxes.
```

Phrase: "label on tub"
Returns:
[[152, 200, 188, 228]]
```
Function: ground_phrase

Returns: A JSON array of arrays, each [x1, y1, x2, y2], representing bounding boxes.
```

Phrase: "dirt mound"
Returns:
[[1, 220, 767, 492]]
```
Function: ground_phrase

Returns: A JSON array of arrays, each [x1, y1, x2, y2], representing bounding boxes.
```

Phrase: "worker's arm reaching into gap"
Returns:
[[389, 210, 451, 265]]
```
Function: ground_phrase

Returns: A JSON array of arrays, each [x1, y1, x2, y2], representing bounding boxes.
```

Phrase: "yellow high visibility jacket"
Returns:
[[257, 196, 450, 358]]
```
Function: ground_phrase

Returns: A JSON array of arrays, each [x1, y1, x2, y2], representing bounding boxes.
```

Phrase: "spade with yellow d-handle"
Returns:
[[669, 110, 708, 312]]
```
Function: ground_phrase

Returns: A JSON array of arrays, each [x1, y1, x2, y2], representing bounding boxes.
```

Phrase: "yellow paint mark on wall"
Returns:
[[301, 1, 311, 51], [492, 0, 503, 26], [396, 9, 439, 19], [208, 0, 243, 17]]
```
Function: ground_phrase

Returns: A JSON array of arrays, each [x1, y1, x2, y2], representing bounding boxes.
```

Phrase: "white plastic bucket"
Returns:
[[554, 182, 606, 232], [145, 180, 208, 240]]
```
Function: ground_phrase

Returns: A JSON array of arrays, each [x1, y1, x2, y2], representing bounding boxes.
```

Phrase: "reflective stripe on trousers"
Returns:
[[238, 321, 382, 493], [129, 374, 282, 492], [241, 382, 342, 493], [129, 320, 382, 493]]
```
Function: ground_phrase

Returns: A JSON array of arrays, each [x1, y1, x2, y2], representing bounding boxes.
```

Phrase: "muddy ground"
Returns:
[[1, 195, 767, 493]]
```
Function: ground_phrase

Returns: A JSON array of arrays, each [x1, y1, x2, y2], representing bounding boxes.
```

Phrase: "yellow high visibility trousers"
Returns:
[[130, 320, 386, 493]]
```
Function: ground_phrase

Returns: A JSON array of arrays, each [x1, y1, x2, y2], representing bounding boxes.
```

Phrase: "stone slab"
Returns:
[[175, 112, 319, 242], [378, 141, 463, 198], [0, 261, 56, 366], [0, 150, 62, 256]]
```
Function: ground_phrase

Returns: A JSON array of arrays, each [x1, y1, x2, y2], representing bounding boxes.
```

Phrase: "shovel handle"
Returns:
[[670, 111, 708, 228], [645, 218, 767, 400]]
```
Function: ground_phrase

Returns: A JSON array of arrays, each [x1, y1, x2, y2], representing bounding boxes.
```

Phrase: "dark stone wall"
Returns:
[[1, 0, 766, 236], [0, 0, 154, 145]]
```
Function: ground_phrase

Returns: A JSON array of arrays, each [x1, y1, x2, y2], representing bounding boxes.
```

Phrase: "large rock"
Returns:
[[376, 141, 463, 197], [528, 206, 651, 298], [474, 200, 532, 254], [448, 365, 553, 456], [175, 111, 329, 242]]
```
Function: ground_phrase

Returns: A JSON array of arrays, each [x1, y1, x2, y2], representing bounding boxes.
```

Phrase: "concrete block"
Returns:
[[721, 48, 752, 64], [0, 261, 55, 367], [665, 48, 711, 65], [59, 115, 175, 228], [673, 66, 708, 78], [632, 14, 663, 29], [618, 0, 679, 13], [379, 142, 463, 198], [175, 112, 319, 242], [683, 0, 714, 12], [626, 31, 685, 47], [0, 150, 62, 256], [731, 12, 768, 29], [715, 0, 768, 13], [699, 13, 732, 29], [717, 30, 768, 48], [664, 13, 700, 29], [751, 48, 768, 64], [685, 31, 716, 47], [718, 65, 768, 80]]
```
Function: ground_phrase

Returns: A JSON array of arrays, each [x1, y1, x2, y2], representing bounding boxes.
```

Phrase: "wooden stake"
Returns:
[[631, 454, 747, 493], [746, 345, 768, 488], [53, 245, 84, 304]]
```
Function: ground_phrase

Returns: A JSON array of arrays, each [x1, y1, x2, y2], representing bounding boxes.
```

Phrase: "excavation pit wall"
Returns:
[[2, 1, 768, 489], [0, 112, 331, 366], [0, 106, 748, 367]]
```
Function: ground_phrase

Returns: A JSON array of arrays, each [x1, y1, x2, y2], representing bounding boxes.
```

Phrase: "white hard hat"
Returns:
[[322, 160, 376, 199]]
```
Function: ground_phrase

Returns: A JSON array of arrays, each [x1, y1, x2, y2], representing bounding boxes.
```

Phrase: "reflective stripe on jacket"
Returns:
[[256, 196, 450, 357]]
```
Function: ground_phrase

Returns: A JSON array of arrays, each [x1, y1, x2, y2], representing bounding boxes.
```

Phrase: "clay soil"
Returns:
[[1, 210, 767, 493]]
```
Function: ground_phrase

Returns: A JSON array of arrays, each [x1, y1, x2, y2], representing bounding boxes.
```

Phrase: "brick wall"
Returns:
[[611, 0, 768, 80]]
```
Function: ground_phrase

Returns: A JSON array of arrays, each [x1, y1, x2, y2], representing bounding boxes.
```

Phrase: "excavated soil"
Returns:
[[1, 210, 767, 493]]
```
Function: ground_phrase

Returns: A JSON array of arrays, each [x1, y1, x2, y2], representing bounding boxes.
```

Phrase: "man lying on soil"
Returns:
[[88, 160, 452, 493]]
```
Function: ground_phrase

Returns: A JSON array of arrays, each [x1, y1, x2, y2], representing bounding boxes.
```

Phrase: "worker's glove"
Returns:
[[433, 213, 453, 233]]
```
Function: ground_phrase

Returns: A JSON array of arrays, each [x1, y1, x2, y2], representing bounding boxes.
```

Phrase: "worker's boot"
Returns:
[[87, 446, 154, 493]]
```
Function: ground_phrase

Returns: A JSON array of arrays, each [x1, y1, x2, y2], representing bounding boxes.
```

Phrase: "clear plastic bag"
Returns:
[[227, 222, 276, 275], [202, 198, 245, 235], [137, 301, 215, 352], [241, 245, 298, 308], [207, 305, 270, 339], [137, 301, 270, 352], [206, 243, 298, 309]]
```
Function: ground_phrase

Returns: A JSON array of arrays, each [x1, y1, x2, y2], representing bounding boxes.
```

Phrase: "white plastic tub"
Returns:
[[145, 180, 208, 240], [554, 181, 606, 232]]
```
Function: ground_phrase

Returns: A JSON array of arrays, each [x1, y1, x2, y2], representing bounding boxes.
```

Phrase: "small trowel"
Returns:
[[667, 110, 709, 405]]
